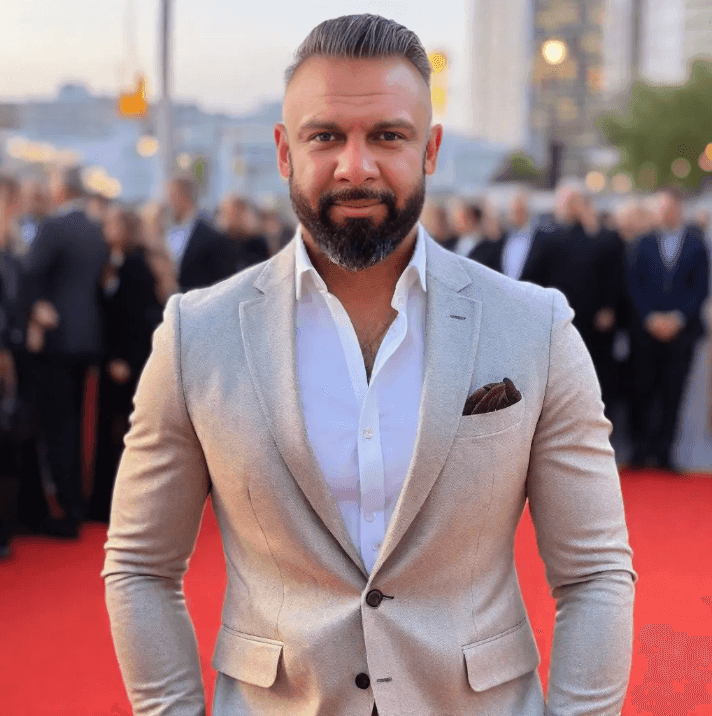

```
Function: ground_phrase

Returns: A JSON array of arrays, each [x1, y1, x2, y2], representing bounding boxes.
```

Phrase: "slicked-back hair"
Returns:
[[285, 14, 431, 87]]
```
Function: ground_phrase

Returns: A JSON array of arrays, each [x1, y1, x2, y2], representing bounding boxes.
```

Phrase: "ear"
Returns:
[[424, 123, 443, 176], [275, 123, 291, 180]]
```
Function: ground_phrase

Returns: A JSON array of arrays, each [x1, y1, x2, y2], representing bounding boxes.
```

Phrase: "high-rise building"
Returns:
[[467, 0, 534, 149], [468, 0, 607, 174], [530, 0, 607, 175], [603, 0, 712, 94]]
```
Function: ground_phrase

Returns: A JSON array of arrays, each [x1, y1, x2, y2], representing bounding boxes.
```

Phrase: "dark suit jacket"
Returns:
[[522, 223, 612, 345], [224, 234, 271, 274], [104, 249, 163, 383], [23, 209, 109, 358], [179, 219, 237, 292], [484, 225, 556, 283], [627, 225, 709, 341]]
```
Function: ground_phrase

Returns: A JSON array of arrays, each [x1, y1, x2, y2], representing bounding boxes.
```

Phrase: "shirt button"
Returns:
[[373, 542, 382, 551], [363, 427, 374, 439], [364, 512, 375, 523]]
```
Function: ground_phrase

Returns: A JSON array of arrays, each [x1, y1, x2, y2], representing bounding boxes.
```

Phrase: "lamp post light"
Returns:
[[541, 38, 567, 189]]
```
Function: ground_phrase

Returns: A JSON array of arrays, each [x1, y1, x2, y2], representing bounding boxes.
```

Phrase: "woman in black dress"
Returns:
[[89, 206, 163, 522]]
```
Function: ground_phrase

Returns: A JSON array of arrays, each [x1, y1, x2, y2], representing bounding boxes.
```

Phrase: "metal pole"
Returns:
[[157, 0, 174, 190]]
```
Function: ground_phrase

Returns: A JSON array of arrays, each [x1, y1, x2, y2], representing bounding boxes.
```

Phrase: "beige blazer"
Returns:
[[103, 233, 637, 716]]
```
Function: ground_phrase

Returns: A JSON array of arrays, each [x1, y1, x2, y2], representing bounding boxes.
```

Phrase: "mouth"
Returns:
[[331, 200, 383, 217]]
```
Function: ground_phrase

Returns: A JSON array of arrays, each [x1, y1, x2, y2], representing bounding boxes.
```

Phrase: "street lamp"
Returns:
[[541, 38, 568, 189]]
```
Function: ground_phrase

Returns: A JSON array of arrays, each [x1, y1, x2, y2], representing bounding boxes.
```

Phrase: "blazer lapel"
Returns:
[[371, 240, 482, 577], [240, 243, 368, 577]]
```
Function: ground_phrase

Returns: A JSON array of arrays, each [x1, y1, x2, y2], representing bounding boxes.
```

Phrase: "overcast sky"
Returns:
[[2, 0, 473, 129]]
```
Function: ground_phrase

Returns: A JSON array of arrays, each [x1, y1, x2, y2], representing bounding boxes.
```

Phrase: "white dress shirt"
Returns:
[[453, 232, 481, 257], [502, 223, 533, 280], [659, 230, 683, 270], [167, 214, 197, 265], [295, 224, 427, 573]]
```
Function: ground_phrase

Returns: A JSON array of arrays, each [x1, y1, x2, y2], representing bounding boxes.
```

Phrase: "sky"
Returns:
[[1, 0, 473, 130]]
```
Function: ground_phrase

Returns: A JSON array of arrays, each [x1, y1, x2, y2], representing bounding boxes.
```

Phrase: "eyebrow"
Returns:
[[299, 120, 417, 136]]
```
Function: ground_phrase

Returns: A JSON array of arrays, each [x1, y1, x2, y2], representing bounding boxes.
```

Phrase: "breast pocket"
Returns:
[[456, 396, 526, 439], [211, 625, 283, 687]]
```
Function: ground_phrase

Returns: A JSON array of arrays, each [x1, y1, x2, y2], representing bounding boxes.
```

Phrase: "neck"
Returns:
[[302, 225, 418, 307]]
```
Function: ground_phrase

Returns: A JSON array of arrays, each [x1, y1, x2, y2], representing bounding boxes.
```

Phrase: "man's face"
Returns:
[[657, 192, 682, 230], [275, 55, 442, 271], [509, 197, 528, 228]]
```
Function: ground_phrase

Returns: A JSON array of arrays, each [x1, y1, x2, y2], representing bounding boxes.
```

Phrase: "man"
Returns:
[[487, 191, 553, 281], [448, 199, 484, 256], [23, 166, 109, 537], [17, 178, 50, 253], [217, 194, 271, 273], [104, 15, 636, 716], [627, 188, 709, 469], [165, 175, 235, 291]]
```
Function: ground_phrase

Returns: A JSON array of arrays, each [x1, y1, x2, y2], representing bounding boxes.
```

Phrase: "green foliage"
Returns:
[[597, 59, 712, 192], [492, 151, 545, 185]]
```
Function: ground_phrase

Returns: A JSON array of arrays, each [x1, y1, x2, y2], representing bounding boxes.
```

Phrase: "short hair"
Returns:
[[285, 14, 431, 87], [169, 175, 197, 203], [59, 166, 85, 198]]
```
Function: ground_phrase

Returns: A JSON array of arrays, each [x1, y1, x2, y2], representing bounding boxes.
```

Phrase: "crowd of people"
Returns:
[[0, 165, 710, 559], [422, 185, 711, 473], [0, 166, 294, 557]]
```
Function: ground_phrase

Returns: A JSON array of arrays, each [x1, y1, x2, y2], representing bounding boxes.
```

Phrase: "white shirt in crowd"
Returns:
[[502, 223, 533, 280], [453, 232, 481, 257], [167, 214, 197, 265], [295, 224, 427, 573], [659, 230, 684, 270]]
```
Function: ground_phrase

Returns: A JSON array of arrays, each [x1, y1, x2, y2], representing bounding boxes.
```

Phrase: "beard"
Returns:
[[289, 170, 426, 272]]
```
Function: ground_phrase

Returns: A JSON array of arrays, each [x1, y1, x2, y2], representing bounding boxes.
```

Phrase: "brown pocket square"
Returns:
[[463, 377, 522, 415]]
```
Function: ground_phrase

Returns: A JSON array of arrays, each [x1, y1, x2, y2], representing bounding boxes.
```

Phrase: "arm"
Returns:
[[102, 294, 211, 716], [526, 289, 637, 716], [679, 236, 709, 326]]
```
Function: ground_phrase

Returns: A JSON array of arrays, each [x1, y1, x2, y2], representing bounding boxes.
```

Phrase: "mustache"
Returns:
[[319, 187, 397, 212]]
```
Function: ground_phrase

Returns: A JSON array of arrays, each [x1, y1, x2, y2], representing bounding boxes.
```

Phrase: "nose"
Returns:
[[333, 136, 379, 185]]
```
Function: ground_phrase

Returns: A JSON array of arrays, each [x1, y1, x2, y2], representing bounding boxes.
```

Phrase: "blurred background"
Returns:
[[1, 0, 711, 207], [2, 4, 712, 715]]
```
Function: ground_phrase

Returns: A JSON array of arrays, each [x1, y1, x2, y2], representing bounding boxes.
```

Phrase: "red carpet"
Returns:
[[1, 470, 711, 716]]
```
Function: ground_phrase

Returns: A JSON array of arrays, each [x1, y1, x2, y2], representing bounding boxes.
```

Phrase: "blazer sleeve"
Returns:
[[102, 293, 211, 716], [525, 289, 637, 716]]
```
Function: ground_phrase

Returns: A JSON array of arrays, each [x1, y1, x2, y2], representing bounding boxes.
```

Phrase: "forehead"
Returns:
[[284, 55, 430, 129]]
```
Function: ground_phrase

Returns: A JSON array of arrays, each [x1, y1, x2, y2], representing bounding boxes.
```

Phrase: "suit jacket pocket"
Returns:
[[462, 618, 540, 692], [457, 396, 526, 439], [212, 625, 283, 687]]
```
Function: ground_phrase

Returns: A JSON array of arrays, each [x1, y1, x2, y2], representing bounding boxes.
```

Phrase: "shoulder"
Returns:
[[175, 257, 269, 316], [432, 240, 564, 321]]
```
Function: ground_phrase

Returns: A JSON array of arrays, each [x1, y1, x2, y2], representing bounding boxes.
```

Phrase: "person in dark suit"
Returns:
[[90, 206, 163, 522], [22, 166, 109, 537], [217, 195, 271, 273], [524, 186, 613, 350], [166, 176, 236, 291], [627, 188, 710, 470], [486, 191, 555, 282]]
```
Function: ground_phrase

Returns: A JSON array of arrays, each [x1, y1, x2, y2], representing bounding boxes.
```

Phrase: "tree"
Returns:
[[491, 151, 546, 185], [597, 59, 712, 193]]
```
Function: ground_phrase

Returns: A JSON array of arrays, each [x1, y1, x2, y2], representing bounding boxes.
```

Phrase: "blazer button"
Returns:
[[366, 589, 383, 608], [355, 673, 371, 689]]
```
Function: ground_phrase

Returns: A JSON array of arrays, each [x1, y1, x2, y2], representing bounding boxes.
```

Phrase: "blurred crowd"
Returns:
[[1, 165, 710, 559], [422, 184, 711, 475], [0, 166, 294, 557]]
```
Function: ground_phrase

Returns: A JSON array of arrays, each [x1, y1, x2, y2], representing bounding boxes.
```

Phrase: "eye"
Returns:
[[377, 131, 402, 141], [311, 132, 336, 142]]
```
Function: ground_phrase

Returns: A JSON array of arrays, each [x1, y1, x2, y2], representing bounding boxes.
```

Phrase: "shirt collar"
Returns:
[[55, 198, 86, 217], [295, 223, 428, 302]]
